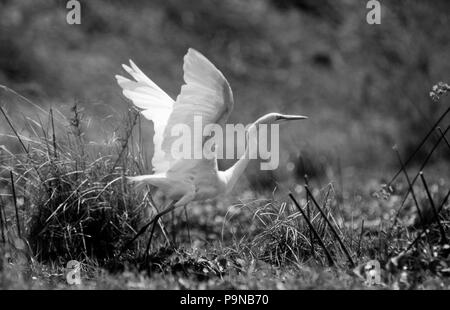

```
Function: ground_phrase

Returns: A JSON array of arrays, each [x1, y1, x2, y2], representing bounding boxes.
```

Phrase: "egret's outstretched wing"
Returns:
[[161, 48, 234, 160], [115, 60, 175, 173]]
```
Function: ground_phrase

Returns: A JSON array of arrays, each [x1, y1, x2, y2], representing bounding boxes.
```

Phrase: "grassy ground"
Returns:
[[0, 84, 449, 290]]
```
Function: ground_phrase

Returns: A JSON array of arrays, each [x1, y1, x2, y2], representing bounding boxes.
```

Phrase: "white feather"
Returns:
[[161, 48, 234, 160], [115, 60, 175, 173]]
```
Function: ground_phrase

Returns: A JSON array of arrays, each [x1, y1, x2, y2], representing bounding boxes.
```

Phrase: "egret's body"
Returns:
[[115, 48, 306, 249], [130, 158, 228, 206]]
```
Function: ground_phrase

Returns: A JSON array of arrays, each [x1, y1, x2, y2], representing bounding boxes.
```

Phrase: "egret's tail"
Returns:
[[126, 174, 168, 192]]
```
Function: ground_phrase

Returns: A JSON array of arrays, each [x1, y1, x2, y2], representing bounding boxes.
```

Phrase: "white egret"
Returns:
[[115, 48, 307, 249]]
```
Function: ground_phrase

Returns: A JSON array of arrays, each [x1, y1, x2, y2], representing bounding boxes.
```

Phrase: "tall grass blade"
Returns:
[[303, 173, 314, 257], [394, 126, 450, 221], [304, 186, 355, 268], [388, 107, 450, 186], [10, 171, 21, 238], [50, 107, 58, 159], [289, 193, 335, 267], [419, 172, 448, 244], [0, 196, 6, 243]]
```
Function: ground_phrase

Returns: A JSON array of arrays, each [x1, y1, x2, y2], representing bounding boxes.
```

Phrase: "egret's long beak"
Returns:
[[278, 114, 308, 121]]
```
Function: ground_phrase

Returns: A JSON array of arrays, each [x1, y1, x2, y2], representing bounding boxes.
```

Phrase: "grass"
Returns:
[[0, 82, 450, 290]]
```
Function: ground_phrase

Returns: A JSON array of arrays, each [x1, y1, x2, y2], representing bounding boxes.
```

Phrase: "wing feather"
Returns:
[[115, 60, 175, 173], [161, 48, 234, 160]]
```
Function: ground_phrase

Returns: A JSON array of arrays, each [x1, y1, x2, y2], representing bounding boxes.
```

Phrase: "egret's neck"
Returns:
[[222, 124, 259, 192]]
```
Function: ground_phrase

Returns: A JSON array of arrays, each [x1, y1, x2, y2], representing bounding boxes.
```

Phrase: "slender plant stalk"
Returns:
[[0, 105, 29, 153], [289, 193, 335, 267], [393, 147, 435, 255], [319, 187, 332, 239], [419, 172, 448, 244], [0, 196, 6, 243], [0, 104, 47, 187], [111, 110, 139, 173], [357, 219, 364, 257], [0, 85, 49, 115], [404, 231, 425, 254], [404, 188, 450, 254], [304, 186, 355, 268], [10, 171, 21, 238], [394, 126, 450, 221], [299, 156, 315, 256], [304, 173, 315, 257], [336, 152, 344, 204], [437, 189, 450, 213], [50, 107, 58, 159], [393, 146, 425, 224], [388, 107, 450, 186], [438, 127, 450, 151]]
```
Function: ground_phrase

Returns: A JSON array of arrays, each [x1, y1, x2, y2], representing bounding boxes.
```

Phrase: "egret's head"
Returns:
[[256, 112, 308, 125]]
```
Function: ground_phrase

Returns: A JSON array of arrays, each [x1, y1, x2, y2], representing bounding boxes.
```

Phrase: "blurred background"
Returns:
[[1, 0, 449, 192]]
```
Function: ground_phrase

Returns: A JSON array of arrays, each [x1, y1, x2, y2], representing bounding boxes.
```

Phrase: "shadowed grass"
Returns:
[[0, 83, 449, 289]]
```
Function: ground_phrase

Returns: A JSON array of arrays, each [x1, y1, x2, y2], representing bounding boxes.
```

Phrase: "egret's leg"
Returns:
[[120, 200, 177, 255], [143, 201, 178, 258], [144, 200, 175, 255], [184, 205, 191, 245], [171, 211, 176, 244], [145, 217, 159, 257], [158, 217, 172, 246], [146, 195, 171, 245]]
